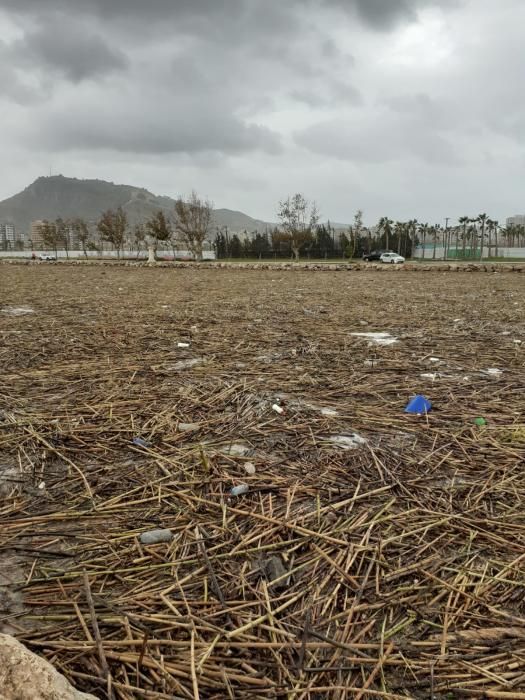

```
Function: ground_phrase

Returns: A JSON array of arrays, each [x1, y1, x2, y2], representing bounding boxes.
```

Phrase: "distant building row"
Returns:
[[30, 220, 82, 250]]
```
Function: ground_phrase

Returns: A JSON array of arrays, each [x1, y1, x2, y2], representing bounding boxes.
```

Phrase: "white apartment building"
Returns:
[[0, 223, 17, 246], [506, 215, 525, 227]]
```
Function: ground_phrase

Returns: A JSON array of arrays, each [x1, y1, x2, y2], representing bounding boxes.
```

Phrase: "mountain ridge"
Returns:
[[0, 175, 274, 235]]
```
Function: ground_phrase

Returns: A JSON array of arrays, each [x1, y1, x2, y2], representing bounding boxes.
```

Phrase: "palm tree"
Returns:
[[486, 219, 498, 258], [418, 223, 428, 259], [394, 221, 405, 254], [477, 213, 488, 260], [407, 219, 418, 258], [458, 216, 469, 259], [432, 224, 443, 260], [378, 217, 394, 251]]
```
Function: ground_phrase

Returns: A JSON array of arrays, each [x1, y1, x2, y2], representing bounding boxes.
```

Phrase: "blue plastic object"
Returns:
[[132, 437, 150, 447], [405, 395, 432, 414]]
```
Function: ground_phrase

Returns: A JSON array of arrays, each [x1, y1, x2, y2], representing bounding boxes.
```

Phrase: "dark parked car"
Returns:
[[363, 250, 393, 262]]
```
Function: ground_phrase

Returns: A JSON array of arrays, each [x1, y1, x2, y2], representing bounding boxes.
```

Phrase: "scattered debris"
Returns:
[[177, 342, 190, 348], [132, 437, 150, 447], [2, 265, 524, 699], [272, 403, 284, 414], [474, 417, 487, 426], [244, 462, 256, 475]]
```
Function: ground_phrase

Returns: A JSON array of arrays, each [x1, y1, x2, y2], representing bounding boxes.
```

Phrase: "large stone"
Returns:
[[0, 634, 96, 699]]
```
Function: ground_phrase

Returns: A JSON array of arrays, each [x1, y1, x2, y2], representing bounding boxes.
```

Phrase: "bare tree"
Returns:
[[145, 210, 172, 260], [277, 193, 319, 261], [41, 220, 61, 258], [56, 218, 70, 259], [72, 218, 90, 259], [97, 207, 127, 258], [174, 191, 213, 261], [133, 224, 146, 259]]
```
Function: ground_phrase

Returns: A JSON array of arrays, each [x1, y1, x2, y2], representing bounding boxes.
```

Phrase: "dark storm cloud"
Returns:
[[353, 0, 459, 28], [4, 0, 518, 226], [0, 0, 459, 32]]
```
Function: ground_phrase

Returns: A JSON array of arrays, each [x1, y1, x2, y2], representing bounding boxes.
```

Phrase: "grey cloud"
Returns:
[[295, 113, 461, 165], [5, 0, 517, 228], [11, 20, 128, 82], [30, 103, 282, 156], [0, 0, 459, 33], [323, 0, 462, 29], [291, 80, 361, 108]]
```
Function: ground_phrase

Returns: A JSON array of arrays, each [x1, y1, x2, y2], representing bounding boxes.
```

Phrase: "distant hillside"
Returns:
[[0, 175, 273, 236]]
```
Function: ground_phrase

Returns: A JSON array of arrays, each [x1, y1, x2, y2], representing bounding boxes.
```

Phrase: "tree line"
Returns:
[[34, 192, 525, 261], [36, 191, 213, 261]]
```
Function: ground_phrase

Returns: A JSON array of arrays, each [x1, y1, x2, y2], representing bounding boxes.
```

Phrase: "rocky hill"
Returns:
[[0, 175, 272, 236]]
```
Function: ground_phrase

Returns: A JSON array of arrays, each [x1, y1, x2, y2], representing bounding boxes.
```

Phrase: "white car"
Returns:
[[380, 252, 405, 264], [38, 253, 56, 261]]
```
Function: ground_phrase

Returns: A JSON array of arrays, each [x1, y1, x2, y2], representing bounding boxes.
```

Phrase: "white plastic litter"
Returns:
[[320, 407, 338, 417], [224, 443, 251, 457], [484, 368, 503, 376], [272, 404, 284, 414], [420, 373, 438, 380], [429, 357, 440, 363], [178, 422, 200, 432], [244, 462, 256, 475], [177, 342, 190, 348], [351, 332, 398, 346], [1, 306, 34, 316], [230, 484, 249, 497], [140, 529, 173, 545], [170, 358, 204, 370], [327, 434, 367, 450]]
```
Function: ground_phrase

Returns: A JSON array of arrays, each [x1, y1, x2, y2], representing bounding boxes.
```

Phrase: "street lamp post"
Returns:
[[444, 217, 450, 260]]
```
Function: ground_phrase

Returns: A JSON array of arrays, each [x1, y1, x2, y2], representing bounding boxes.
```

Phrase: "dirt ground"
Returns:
[[0, 265, 524, 699]]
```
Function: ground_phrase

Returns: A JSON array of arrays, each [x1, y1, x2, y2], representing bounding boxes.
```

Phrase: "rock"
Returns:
[[0, 633, 96, 699], [263, 556, 288, 589]]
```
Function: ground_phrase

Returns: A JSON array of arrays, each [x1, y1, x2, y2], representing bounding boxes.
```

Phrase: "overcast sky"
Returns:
[[0, 0, 523, 225]]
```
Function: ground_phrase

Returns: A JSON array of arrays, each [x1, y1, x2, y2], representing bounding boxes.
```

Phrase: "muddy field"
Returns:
[[1, 265, 524, 699]]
